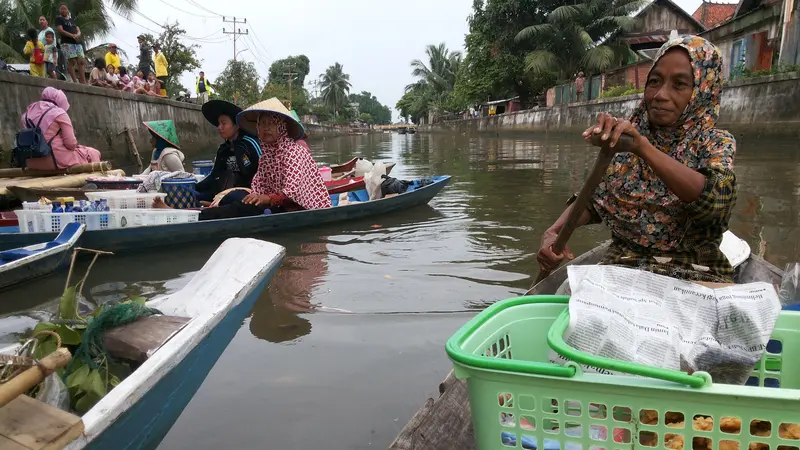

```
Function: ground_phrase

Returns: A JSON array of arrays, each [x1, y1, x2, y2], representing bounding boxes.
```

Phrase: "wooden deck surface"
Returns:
[[0, 395, 83, 450]]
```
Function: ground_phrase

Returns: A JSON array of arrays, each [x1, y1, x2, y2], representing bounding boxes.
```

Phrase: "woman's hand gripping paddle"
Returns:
[[532, 133, 636, 286]]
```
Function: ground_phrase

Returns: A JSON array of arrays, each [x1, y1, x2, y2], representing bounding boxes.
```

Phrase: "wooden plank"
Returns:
[[0, 435, 28, 450], [0, 162, 113, 179], [104, 315, 191, 363], [0, 395, 83, 450], [389, 372, 474, 450]]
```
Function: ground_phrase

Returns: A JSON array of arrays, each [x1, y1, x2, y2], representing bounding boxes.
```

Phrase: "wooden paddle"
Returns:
[[532, 133, 636, 285]]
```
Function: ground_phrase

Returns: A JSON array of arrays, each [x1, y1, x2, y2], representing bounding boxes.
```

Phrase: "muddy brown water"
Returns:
[[2, 132, 798, 449]]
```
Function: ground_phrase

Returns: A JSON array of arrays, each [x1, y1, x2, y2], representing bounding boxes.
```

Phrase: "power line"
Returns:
[[157, 0, 218, 19], [184, 0, 224, 17], [222, 16, 248, 61], [241, 33, 271, 75]]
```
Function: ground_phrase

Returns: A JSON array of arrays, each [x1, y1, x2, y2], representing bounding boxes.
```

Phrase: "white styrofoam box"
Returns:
[[116, 209, 200, 228], [21, 202, 52, 211], [84, 191, 167, 209]]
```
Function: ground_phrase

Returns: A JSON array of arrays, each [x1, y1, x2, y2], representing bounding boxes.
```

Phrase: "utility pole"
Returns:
[[283, 64, 298, 109], [222, 17, 249, 61]]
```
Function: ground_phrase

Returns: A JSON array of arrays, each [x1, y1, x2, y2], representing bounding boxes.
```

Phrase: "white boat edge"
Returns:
[[60, 237, 285, 448], [0, 223, 84, 272]]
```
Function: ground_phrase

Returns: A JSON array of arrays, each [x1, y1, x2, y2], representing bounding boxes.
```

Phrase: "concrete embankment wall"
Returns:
[[421, 72, 800, 138], [0, 71, 346, 170]]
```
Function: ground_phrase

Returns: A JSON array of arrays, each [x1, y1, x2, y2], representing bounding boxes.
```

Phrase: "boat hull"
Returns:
[[84, 264, 276, 450], [0, 223, 83, 290], [0, 246, 74, 290], [0, 176, 451, 253]]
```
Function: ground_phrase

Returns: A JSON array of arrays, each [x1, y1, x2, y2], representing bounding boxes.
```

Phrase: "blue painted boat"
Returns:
[[48, 237, 284, 449], [0, 222, 84, 290], [0, 175, 451, 253]]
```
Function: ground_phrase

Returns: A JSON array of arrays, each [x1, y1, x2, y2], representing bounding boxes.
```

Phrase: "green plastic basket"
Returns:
[[446, 295, 800, 450]]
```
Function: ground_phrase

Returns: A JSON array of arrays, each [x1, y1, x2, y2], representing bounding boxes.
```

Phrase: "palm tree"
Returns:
[[0, 0, 138, 62], [319, 62, 352, 116], [408, 43, 462, 94], [515, 0, 647, 80], [406, 43, 463, 122]]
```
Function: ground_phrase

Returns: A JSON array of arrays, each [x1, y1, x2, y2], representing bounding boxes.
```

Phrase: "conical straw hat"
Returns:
[[236, 97, 305, 140], [143, 120, 181, 149]]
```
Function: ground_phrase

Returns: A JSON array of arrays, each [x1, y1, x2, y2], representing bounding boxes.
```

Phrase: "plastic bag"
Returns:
[[779, 263, 800, 309], [36, 373, 70, 411], [364, 163, 386, 201], [354, 159, 374, 178]]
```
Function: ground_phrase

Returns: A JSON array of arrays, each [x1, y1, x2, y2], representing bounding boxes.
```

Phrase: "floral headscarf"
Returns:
[[591, 35, 735, 252], [251, 114, 331, 210]]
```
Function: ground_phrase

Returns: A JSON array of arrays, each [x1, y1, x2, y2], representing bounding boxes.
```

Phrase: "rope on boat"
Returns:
[[0, 330, 62, 382]]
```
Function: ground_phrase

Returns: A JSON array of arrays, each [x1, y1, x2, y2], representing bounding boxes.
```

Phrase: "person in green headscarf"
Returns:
[[141, 120, 185, 174], [290, 110, 310, 151]]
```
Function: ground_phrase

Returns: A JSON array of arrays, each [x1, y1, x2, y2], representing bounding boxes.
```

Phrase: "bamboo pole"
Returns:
[[0, 170, 126, 198], [0, 161, 113, 178], [0, 348, 71, 408], [119, 128, 143, 173]]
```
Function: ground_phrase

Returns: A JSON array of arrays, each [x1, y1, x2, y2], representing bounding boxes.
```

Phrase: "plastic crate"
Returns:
[[116, 209, 199, 228], [15, 210, 118, 233], [85, 191, 166, 209], [446, 295, 800, 450]]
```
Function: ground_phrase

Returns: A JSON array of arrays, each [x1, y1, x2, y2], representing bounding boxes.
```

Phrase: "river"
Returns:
[[2, 132, 799, 449]]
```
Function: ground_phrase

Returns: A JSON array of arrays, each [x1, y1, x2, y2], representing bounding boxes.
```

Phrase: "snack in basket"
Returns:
[[780, 422, 800, 439]]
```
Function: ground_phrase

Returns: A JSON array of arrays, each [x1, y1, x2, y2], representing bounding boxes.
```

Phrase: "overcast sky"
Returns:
[[105, 0, 738, 121]]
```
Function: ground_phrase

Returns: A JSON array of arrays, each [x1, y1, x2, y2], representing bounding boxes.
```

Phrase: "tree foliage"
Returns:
[[0, 0, 139, 62], [454, 0, 561, 107], [319, 62, 352, 116], [261, 82, 310, 116], [349, 91, 392, 124], [515, 0, 646, 79], [267, 54, 310, 87], [397, 42, 462, 123], [213, 59, 262, 108], [139, 22, 200, 98]]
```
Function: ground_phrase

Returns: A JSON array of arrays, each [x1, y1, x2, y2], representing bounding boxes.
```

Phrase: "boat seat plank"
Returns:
[[103, 315, 191, 363], [0, 395, 83, 450], [0, 435, 28, 450], [389, 372, 475, 450]]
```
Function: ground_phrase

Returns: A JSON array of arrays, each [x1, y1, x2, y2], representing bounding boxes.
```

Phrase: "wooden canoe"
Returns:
[[10, 182, 371, 203], [389, 235, 784, 450], [0, 238, 285, 449], [0, 222, 84, 290], [0, 176, 451, 253]]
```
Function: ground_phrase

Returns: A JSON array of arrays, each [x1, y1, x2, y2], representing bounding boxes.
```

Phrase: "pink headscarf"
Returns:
[[21, 87, 69, 132]]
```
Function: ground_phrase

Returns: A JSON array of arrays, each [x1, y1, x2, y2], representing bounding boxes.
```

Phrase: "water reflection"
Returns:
[[249, 241, 328, 343]]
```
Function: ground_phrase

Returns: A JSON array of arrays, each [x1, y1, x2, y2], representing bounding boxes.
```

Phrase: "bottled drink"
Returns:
[[98, 199, 109, 211], [64, 200, 74, 213], [51, 201, 63, 213]]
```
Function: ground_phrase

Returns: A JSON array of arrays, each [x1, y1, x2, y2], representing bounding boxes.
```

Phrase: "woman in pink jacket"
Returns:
[[21, 87, 102, 170]]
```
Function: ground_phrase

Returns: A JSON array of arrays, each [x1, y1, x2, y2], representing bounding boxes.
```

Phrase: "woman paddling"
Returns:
[[538, 36, 736, 283]]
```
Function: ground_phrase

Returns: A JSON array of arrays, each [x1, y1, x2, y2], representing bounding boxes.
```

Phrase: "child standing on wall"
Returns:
[[23, 28, 45, 77], [43, 30, 58, 79]]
